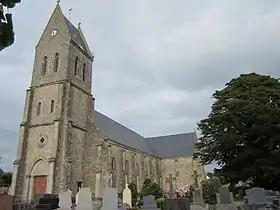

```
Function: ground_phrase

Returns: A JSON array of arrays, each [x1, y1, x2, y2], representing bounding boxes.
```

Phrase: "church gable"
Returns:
[[36, 3, 71, 48]]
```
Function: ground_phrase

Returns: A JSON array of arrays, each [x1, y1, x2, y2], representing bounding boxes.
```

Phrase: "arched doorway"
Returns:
[[28, 159, 48, 200]]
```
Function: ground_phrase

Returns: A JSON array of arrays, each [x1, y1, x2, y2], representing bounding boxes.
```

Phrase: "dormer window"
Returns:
[[74, 57, 78, 75], [42, 56, 48, 75], [82, 63, 86, 81], [54, 53, 59, 72]]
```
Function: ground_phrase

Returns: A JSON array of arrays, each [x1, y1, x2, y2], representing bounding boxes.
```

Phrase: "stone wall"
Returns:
[[161, 156, 194, 192]]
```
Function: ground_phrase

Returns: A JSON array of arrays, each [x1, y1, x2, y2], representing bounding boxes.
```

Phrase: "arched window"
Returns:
[[74, 57, 78, 75], [54, 53, 59, 72], [37, 102, 41, 116], [82, 63, 86, 81], [42, 56, 48, 75], [50, 100, 55, 113]]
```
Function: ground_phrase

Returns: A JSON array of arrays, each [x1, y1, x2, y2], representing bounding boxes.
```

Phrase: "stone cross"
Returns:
[[166, 173, 176, 198]]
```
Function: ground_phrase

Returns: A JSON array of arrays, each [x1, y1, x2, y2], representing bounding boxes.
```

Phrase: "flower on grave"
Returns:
[[175, 185, 190, 197]]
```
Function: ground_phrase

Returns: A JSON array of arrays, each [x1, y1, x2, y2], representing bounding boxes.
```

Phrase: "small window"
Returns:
[[74, 57, 78, 75], [50, 100, 55, 113], [54, 53, 59, 72], [82, 63, 86, 81], [42, 56, 48, 75], [111, 158, 116, 171], [37, 102, 41, 116]]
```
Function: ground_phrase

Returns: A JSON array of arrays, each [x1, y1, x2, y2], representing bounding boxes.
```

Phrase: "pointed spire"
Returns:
[[57, 0, 60, 4]]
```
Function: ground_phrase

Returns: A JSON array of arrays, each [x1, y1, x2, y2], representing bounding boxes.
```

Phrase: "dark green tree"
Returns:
[[194, 73, 280, 191], [0, 0, 21, 51], [0, 172, 12, 187]]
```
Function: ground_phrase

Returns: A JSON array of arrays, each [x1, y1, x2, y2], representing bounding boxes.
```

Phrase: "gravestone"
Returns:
[[58, 190, 72, 209], [218, 186, 231, 204], [216, 187, 237, 210], [122, 184, 132, 207], [230, 192, 234, 203], [165, 197, 190, 210], [264, 190, 278, 206], [34, 194, 45, 205], [141, 195, 160, 209], [102, 188, 118, 210], [76, 187, 92, 210], [245, 188, 266, 210], [193, 190, 204, 206], [245, 187, 266, 205], [36, 194, 59, 210]]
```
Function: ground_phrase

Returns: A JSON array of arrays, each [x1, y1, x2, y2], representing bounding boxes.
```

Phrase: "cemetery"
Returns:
[[1, 174, 280, 210]]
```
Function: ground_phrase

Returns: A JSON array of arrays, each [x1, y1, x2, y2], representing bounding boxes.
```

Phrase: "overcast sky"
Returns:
[[1, 0, 280, 172]]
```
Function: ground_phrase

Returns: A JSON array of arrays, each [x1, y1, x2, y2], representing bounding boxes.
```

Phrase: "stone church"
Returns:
[[10, 2, 206, 201]]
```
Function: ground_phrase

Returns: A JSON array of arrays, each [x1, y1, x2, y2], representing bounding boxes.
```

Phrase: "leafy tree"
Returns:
[[0, 172, 12, 187], [0, 0, 21, 51], [194, 73, 280, 191]]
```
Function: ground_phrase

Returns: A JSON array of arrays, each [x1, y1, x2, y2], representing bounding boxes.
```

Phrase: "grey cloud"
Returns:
[[1, 0, 280, 171]]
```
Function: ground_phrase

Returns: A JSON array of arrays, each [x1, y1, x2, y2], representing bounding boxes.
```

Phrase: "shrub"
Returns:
[[128, 182, 138, 207], [156, 197, 165, 210], [140, 178, 160, 197]]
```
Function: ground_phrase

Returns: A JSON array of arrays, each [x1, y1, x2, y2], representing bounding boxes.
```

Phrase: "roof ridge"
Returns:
[[146, 132, 195, 139]]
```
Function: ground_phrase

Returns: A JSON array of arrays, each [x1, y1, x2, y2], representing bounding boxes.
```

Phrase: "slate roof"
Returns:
[[146, 133, 196, 158], [63, 16, 91, 55], [93, 110, 196, 158]]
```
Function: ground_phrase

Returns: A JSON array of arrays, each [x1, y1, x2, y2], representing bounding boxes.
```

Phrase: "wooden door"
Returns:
[[33, 175, 47, 195]]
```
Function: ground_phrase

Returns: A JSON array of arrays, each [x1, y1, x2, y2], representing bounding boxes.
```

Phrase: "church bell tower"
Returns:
[[10, 2, 94, 201]]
